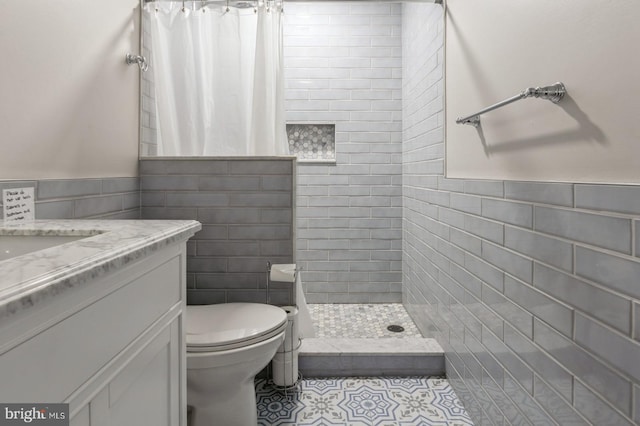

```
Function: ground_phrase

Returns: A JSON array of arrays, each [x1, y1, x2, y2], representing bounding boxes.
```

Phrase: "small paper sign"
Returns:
[[3, 187, 35, 222]]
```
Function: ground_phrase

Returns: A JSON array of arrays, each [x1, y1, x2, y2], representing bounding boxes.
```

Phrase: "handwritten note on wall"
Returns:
[[3, 187, 35, 222]]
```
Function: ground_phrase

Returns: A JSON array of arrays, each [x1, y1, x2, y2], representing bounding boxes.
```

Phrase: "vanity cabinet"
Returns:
[[0, 241, 189, 426]]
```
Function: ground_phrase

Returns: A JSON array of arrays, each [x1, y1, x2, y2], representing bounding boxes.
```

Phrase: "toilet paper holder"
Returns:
[[266, 261, 299, 304]]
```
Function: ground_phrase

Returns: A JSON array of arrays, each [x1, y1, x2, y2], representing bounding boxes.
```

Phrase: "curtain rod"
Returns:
[[145, 0, 442, 3]]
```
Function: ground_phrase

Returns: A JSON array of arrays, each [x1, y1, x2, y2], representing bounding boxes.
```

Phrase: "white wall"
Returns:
[[0, 0, 140, 179], [445, 0, 640, 183]]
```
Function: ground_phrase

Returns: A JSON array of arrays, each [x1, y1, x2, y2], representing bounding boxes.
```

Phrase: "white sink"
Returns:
[[0, 235, 91, 261]]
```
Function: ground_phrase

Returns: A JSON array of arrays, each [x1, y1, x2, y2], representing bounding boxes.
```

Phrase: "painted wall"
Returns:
[[403, 3, 640, 425], [445, 0, 640, 184], [285, 2, 403, 303], [0, 0, 140, 179]]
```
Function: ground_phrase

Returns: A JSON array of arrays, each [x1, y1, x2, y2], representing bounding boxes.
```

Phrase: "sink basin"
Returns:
[[0, 235, 91, 261]]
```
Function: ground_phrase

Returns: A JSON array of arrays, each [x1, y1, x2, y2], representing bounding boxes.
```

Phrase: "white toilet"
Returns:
[[185, 303, 287, 426]]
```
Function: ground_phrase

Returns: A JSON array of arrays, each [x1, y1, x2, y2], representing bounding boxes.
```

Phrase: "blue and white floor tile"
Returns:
[[256, 377, 474, 425]]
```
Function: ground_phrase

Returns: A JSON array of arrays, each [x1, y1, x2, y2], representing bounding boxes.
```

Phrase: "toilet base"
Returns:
[[190, 378, 257, 426]]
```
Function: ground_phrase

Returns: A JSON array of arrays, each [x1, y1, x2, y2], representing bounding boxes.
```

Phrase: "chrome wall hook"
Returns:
[[125, 53, 149, 72]]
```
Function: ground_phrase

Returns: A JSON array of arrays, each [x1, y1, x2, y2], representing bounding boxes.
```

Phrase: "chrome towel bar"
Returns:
[[456, 82, 566, 127]]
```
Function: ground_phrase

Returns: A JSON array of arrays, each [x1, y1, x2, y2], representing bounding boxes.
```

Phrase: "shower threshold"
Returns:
[[300, 304, 444, 377]]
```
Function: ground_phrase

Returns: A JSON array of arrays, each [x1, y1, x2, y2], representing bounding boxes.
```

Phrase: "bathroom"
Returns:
[[1, 0, 639, 425]]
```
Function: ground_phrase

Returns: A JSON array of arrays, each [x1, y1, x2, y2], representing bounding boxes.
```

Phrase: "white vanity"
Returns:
[[0, 219, 201, 426]]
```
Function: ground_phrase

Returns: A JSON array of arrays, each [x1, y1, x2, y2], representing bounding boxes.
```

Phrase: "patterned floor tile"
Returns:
[[309, 304, 422, 338], [256, 377, 474, 425]]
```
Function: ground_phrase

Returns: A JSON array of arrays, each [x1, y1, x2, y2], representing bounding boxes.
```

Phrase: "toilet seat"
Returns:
[[186, 303, 287, 353]]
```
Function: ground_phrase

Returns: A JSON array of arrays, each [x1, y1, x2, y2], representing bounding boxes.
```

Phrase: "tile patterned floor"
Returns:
[[309, 304, 422, 339], [256, 376, 474, 425]]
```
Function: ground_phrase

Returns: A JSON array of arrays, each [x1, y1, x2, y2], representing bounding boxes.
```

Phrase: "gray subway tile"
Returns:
[[634, 385, 640, 424], [228, 225, 290, 240], [198, 208, 261, 224], [102, 177, 139, 193], [438, 177, 464, 192], [228, 193, 291, 208], [482, 242, 533, 284], [464, 292, 503, 339], [74, 195, 123, 218], [463, 215, 503, 245], [464, 253, 504, 292], [575, 313, 640, 382], [504, 324, 573, 401], [261, 209, 292, 224], [635, 303, 640, 342], [481, 198, 533, 228], [141, 192, 165, 207], [573, 381, 634, 426], [450, 263, 481, 298], [533, 376, 587, 426], [503, 373, 556, 425], [197, 241, 260, 257], [35, 201, 74, 219], [140, 159, 228, 175], [141, 207, 198, 220], [166, 192, 230, 207], [535, 206, 631, 254], [122, 193, 140, 210], [575, 246, 640, 299], [464, 180, 504, 197], [38, 179, 102, 200], [187, 258, 228, 273], [481, 327, 534, 393], [186, 289, 226, 305], [450, 229, 482, 257], [450, 193, 482, 215], [504, 275, 573, 337], [534, 263, 631, 334], [199, 176, 261, 191], [505, 226, 573, 272], [229, 160, 292, 175], [141, 176, 199, 191], [505, 181, 573, 207], [636, 221, 639, 258], [195, 273, 258, 290], [482, 284, 533, 338], [261, 175, 293, 191], [534, 319, 632, 415], [192, 225, 227, 240], [575, 184, 640, 215]]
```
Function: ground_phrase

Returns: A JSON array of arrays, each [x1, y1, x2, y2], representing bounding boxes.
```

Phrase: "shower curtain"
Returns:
[[146, 1, 288, 156]]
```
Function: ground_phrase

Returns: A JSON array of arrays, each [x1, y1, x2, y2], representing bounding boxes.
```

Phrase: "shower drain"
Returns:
[[387, 325, 405, 333]]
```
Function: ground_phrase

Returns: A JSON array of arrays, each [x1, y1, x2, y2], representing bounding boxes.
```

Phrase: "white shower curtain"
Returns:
[[146, 2, 288, 156]]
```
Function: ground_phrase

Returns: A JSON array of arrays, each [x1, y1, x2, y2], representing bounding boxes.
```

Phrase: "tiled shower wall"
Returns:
[[402, 3, 640, 425], [139, 158, 295, 305], [0, 178, 140, 219], [285, 3, 403, 303]]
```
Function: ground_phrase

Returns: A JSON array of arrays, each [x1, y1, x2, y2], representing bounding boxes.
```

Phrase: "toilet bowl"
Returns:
[[186, 303, 287, 426]]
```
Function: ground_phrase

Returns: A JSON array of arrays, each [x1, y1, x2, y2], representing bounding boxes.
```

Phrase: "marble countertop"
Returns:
[[0, 219, 201, 320]]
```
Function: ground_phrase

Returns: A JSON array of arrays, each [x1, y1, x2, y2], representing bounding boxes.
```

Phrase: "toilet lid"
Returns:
[[186, 303, 287, 352]]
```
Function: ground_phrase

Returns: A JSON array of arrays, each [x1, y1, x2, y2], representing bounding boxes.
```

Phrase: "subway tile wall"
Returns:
[[139, 158, 295, 305], [402, 3, 640, 425], [0, 178, 140, 219], [285, 3, 403, 303]]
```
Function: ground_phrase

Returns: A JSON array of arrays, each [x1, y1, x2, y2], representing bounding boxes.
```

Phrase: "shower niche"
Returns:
[[286, 123, 336, 162]]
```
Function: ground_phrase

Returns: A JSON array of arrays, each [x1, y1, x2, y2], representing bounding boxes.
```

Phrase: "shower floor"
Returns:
[[308, 303, 422, 338]]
